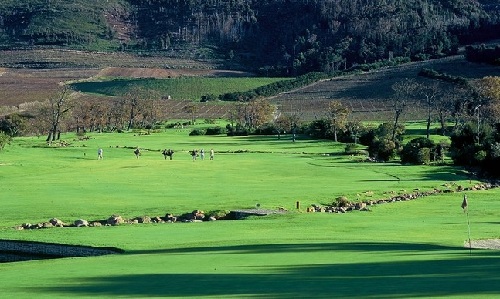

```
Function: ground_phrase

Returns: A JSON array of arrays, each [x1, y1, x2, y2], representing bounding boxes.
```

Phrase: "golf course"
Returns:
[[1, 121, 500, 298]]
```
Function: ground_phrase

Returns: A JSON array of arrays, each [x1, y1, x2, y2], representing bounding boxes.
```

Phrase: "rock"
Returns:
[[151, 216, 163, 223], [41, 222, 54, 229], [192, 210, 205, 220], [134, 216, 151, 224], [107, 215, 124, 226], [164, 214, 177, 222], [355, 202, 367, 210], [49, 218, 65, 227], [75, 219, 89, 227]]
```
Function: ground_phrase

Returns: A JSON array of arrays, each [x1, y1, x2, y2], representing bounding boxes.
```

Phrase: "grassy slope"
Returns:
[[1, 125, 500, 298], [70, 77, 287, 99]]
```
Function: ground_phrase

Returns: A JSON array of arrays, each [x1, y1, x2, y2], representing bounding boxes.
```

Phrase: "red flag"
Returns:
[[461, 194, 468, 211]]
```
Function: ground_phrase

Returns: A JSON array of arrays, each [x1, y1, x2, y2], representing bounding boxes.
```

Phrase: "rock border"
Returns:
[[306, 182, 498, 213], [14, 208, 289, 230], [12, 182, 499, 230]]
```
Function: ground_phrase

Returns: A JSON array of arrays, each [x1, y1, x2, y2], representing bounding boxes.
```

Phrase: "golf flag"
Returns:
[[461, 194, 468, 211]]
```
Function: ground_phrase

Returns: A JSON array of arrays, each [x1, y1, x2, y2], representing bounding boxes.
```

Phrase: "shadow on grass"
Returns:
[[36, 242, 500, 298]]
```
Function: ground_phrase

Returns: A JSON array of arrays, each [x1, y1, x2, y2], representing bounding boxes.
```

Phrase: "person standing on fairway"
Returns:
[[134, 147, 141, 159], [210, 148, 214, 160], [97, 148, 103, 160]]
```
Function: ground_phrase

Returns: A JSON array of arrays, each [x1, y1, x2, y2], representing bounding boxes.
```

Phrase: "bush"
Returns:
[[0, 132, 11, 150], [253, 124, 277, 135], [368, 138, 397, 162], [400, 137, 435, 165], [417, 148, 431, 164], [189, 129, 205, 136], [226, 124, 248, 136], [344, 143, 357, 154], [205, 127, 224, 135]]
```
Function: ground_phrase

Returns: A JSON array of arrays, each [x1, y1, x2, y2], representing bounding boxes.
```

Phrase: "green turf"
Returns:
[[1, 124, 499, 298], [70, 77, 288, 99]]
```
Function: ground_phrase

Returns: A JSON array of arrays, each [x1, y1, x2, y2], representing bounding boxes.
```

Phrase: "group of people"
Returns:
[[190, 148, 214, 161], [96, 147, 214, 161]]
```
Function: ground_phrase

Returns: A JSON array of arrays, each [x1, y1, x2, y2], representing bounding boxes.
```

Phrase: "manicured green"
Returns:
[[1, 123, 499, 298], [71, 77, 287, 99]]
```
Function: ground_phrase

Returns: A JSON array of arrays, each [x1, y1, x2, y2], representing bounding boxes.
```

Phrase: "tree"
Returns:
[[391, 79, 418, 142], [326, 100, 350, 142], [183, 103, 199, 125], [235, 99, 275, 130], [41, 86, 73, 142], [416, 82, 442, 139], [274, 113, 291, 139], [473, 76, 500, 124], [124, 87, 143, 131]]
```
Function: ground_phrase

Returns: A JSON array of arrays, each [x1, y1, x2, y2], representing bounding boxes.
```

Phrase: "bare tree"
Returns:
[[416, 81, 441, 139], [391, 78, 418, 142], [183, 103, 199, 125], [42, 86, 73, 142]]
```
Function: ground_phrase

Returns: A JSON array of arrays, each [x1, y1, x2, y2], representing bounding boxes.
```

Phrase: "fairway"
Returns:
[[1, 127, 500, 298]]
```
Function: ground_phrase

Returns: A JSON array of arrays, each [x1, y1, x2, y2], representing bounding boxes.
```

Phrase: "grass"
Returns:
[[1, 123, 500, 298], [70, 77, 287, 99]]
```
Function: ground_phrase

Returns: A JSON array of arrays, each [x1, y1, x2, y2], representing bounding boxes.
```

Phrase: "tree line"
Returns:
[[2, 70, 500, 176]]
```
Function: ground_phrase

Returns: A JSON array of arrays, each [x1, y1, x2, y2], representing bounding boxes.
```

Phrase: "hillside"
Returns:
[[1, 1, 500, 74], [273, 55, 500, 121], [1, 53, 498, 121]]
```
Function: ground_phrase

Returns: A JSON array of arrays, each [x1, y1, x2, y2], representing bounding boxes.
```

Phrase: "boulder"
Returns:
[[41, 222, 54, 229], [151, 216, 163, 223], [354, 202, 367, 210], [164, 213, 177, 222], [107, 215, 124, 226], [75, 219, 89, 227], [49, 218, 65, 227]]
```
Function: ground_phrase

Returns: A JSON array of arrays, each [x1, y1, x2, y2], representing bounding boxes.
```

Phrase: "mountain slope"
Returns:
[[1, 0, 499, 74]]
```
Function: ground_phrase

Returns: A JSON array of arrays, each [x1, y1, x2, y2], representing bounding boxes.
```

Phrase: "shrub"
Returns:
[[344, 143, 357, 154], [368, 138, 397, 162], [205, 127, 224, 135], [226, 124, 248, 136], [0, 132, 11, 150], [417, 148, 431, 164], [189, 129, 205, 136], [400, 137, 435, 165], [253, 123, 277, 135]]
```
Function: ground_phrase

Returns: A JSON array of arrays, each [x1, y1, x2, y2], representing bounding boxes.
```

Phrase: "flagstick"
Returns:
[[462, 194, 471, 256], [466, 208, 472, 256]]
